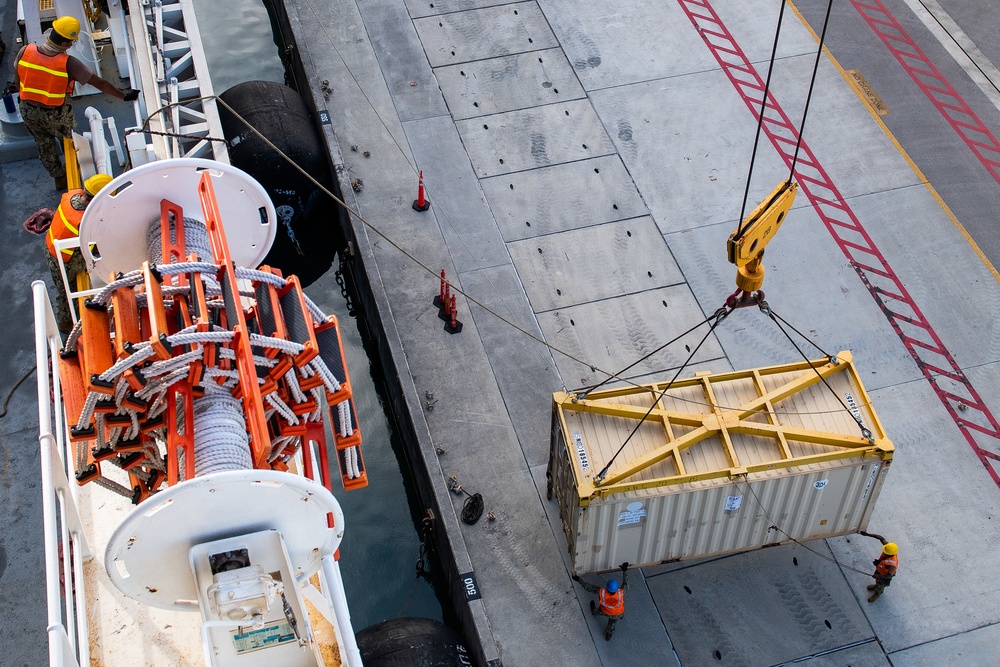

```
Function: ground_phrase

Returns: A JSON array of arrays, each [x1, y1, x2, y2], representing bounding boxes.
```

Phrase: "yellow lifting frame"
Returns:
[[556, 350, 894, 502]]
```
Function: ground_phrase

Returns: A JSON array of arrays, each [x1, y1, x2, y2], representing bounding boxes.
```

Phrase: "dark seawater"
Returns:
[[192, 0, 444, 630]]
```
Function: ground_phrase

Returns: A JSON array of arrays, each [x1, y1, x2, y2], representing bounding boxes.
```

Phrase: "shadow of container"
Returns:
[[218, 80, 339, 286]]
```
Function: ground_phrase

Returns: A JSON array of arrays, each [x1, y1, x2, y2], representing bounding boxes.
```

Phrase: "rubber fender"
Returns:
[[356, 617, 472, 667], [218, 80, 338, 287]]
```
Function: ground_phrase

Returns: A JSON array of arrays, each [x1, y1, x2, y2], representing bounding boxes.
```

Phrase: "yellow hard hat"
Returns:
[[52, 16, 81, 41], [84, 174, 113, 196], [883, 542, 898, 556]]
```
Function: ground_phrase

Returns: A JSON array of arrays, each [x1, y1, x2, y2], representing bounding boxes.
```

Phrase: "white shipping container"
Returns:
[[546, 351, 894, 574]]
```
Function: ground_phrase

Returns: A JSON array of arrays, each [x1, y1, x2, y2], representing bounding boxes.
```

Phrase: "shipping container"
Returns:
[[546, 351, 894, 574]]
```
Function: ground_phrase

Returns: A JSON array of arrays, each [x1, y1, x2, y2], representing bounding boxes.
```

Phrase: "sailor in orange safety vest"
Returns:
[[573, 562, 629, 640], [45, 173, 112, 333], [12, 15, 138, 190], [861, 530, 898, 602]]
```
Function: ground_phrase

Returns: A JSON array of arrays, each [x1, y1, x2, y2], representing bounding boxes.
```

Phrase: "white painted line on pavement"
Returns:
[[902, 0, 1000, 112]]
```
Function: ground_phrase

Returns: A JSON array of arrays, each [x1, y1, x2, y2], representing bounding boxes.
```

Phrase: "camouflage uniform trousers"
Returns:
[[590, 602, 624, 640], [867, 574, 893, 601], [46, 249, 86, 333], [19, 100, 75, 179]]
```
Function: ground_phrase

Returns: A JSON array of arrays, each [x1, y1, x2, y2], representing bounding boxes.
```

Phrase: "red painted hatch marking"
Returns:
[[678, 0, 1000, 485]]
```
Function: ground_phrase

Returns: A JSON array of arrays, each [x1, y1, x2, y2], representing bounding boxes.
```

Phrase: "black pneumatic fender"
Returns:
[[357, 617, 471, 666], [218, 80, 338, 287]]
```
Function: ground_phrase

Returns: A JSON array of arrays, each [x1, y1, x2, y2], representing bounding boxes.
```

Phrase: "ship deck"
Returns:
[[3, 0, 1000, 665]]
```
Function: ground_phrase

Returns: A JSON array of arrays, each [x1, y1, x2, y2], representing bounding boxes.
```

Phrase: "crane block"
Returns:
[[727, 180, 798, 267]]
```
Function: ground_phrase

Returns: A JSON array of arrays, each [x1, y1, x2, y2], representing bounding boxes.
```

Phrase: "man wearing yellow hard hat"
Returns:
[[861, 530, 899, 602], [12, 16, 139, 190], [46, 173, 113, 333]]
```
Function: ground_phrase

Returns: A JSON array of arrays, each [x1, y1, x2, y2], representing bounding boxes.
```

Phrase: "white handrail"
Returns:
[[84, 107, 113, 176], [321, 554, 363, 667], [34, 281, 94, 667]]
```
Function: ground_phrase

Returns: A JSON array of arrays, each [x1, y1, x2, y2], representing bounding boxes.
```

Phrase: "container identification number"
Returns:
[[844, 391, 865, 428], [573, 431, 590, 471]]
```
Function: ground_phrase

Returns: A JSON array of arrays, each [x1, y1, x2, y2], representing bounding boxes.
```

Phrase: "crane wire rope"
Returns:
[[763, 304, 872, 440], [736, 0, 790, 235], [592, 308, 730, 485], [789, 0, 836, 177], [577, 310, 719, 398], [737, 0, 835, 231]]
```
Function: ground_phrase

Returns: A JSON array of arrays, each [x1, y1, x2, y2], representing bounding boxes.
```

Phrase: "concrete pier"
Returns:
[[1, 0, 999, 665], [273, 0, 1000, 665]]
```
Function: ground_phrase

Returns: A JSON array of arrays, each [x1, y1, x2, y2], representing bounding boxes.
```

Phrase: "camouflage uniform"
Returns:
[[577, 568, 629, 640], [19, 99, 75, 179]]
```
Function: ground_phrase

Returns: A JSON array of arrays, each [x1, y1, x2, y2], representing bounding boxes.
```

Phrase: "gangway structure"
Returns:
[[19, 0, 227, 165]]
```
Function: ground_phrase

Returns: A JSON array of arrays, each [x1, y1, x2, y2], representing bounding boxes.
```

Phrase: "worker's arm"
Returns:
[[860, 530, 888, 545], [620, 562, 630, 592], [10, 46, 26, 89], [66, 57, 137, 100], [572, 574, 600, 593]]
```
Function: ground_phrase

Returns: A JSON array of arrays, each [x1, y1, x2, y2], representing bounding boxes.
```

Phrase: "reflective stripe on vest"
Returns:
[[599, 588, 624, 616], [17, 45, 72, 106], [46, 191, 84, 258], [875, 554, 898, 577]]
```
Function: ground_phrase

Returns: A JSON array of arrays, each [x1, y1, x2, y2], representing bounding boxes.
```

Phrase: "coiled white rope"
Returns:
[[344, 446, 360, 479], [192, 389, 252, 476], [304, 295, 327, 324], [155, 261, 219, 276], [285, 367, 306, 403], [250, 333, 305, 355], [92, 270, 144, 306], [337, 400, 353, 437], [234, 266, 287, 288], [147, 216, 213, 265], [264, 392, 298, 424], [312, 357, 342, 395]]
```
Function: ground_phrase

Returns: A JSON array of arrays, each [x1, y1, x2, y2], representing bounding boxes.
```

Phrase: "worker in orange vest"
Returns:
[[13, 15, 138, 189], [573, 562, 629, 640], [861, 531, 898, 602], [46, 173, 112, 333]]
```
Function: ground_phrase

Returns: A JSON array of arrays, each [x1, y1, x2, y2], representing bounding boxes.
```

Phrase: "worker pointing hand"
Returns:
[[13, 15, 140, 190]]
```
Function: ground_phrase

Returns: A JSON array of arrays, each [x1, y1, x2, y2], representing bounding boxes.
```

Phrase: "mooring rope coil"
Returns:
[[192, 390, 253, 476]]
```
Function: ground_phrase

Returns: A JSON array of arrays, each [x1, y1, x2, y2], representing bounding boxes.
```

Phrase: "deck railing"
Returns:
[[33, 281, 93, 667]]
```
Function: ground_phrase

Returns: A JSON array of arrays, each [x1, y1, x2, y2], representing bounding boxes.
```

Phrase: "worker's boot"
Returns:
[[54, 174, 67, 191], [866, 584, 877, 591], [867, 591, 881, 603]]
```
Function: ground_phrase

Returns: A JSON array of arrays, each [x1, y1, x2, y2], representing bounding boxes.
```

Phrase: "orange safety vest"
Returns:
[[47, 191, 84, 258], [17, 44, 73, 107], [875, 554, 898, 577], [599, 588, 624, 616]]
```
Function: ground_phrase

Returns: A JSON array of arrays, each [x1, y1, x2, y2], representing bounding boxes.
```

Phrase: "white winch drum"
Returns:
[[78, 158, 277, 285]]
